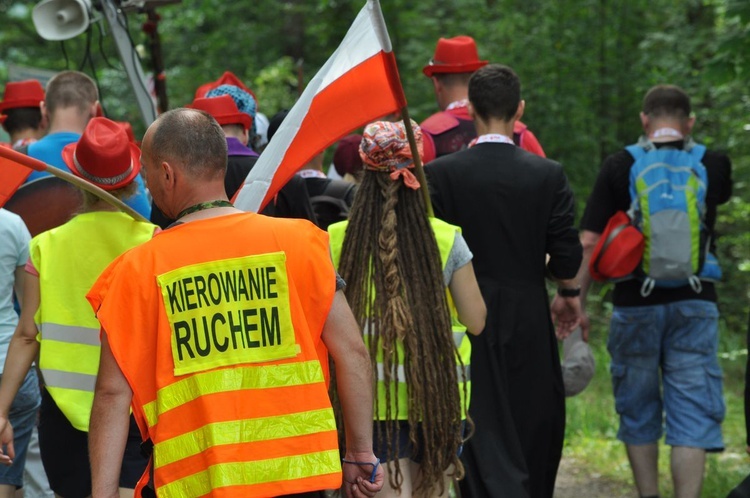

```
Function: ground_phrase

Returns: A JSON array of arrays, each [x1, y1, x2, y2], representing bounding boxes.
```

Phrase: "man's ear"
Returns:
[[467, 101, 475, 120], [684, 114, 696, 135], [90, 101, 102, 119], [431, 76, 441, 93], [40, 101, 49, 123], [640, 112, 649, 132], [514, 100, 525, 122], [37, 113, 49, 132], [161, 161, 176, 190]]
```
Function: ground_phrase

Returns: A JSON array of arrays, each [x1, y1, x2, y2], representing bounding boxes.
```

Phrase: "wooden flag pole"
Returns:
[[0, 146, 149, 223], [400, 106, 434, 218]]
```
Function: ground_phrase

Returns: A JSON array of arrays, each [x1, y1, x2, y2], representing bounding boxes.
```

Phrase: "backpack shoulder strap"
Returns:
[[625, 137, 655, 161], [421, 112, 461, 135], [625, 144, 645, 161], [689, 143, 706, 162]]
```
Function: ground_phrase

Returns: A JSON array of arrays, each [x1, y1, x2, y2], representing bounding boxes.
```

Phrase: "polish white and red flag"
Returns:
[[0, 146, 33, 208], [233, 0, 407, 212]]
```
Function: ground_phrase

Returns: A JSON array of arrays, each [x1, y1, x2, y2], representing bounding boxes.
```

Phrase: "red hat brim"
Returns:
[[422, 60, 488, 78], [213, 112, 252, 130], [187, 105, 253, 131], [0, 97, 44, 113], [62, 141, 142, 191], [194, 71, 257, 104]]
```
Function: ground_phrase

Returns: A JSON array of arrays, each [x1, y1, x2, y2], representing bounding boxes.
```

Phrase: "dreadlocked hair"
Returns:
[[337, 169, 466, 496]]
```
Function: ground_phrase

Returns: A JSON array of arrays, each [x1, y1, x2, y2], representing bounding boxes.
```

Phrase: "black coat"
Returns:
[[427, 142, 582, 498]]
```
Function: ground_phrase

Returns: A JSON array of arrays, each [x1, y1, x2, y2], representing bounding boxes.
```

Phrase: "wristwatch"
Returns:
[[557, 286, 581, 298]]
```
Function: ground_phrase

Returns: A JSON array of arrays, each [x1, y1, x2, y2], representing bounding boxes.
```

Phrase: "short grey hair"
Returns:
[[149, 108, 227, 180]]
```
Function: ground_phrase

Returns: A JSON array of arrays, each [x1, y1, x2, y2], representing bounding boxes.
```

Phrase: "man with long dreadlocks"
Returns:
[[328, 120, 487, 497]]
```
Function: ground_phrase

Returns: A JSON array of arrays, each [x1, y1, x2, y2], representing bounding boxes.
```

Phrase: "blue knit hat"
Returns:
[[206, 84, 257, 136]]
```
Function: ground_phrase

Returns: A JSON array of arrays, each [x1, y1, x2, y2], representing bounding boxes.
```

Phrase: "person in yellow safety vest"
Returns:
[[328, 120, 486, 498], [0, 117, 157, 497], [84, 108, 384, 498]]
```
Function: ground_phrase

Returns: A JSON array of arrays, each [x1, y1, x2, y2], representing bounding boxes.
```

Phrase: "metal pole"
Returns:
[[0, 147, 148, 222], [145, 8, 168, 113], [400, 106, 434, 218], [100, 0, 157, 127]]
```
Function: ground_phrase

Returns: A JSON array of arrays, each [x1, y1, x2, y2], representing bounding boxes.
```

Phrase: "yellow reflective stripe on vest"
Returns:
[[143, 360, 325, 427], [41, 323, 100, 346], [41, 369, 97, 392], [158, 449, 341, 498], [154, 408, 336, 469], [453, 331, 465, 347]]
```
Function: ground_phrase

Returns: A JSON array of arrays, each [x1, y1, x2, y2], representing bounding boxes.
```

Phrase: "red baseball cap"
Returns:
[[62, 117, 141, 191], [422, 36, 488, 77], [190, 95, 252, 131]]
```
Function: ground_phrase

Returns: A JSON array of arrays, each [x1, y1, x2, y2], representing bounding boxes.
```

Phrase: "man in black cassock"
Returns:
[[426, 64, 583, 498]]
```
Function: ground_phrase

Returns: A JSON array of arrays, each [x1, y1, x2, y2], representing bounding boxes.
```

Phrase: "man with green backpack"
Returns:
[[577, 85, 733, 498]]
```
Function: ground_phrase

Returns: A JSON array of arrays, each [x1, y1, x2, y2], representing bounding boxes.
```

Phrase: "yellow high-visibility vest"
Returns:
[[31, 211, 155, 431], [328, 217, 472, 420]]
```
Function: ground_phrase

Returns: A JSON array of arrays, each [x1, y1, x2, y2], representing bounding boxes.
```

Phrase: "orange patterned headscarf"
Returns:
[[359, 120, 423, 190]]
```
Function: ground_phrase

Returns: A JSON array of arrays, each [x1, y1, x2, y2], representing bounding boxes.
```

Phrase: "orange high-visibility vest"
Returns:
[[88, 213, 341, 498]]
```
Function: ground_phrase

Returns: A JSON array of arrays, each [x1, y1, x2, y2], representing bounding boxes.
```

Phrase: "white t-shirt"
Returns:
[[0, 209, 31, 372]]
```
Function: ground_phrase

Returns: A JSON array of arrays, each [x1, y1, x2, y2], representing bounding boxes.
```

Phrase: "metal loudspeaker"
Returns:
[[32, 0, 91, 41]]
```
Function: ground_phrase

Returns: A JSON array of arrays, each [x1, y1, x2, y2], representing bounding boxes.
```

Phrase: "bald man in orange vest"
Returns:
[[87, 108, 383, 498]]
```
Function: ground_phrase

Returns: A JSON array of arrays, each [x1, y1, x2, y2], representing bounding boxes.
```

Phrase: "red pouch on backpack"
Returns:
[[589, 211, 644, 281]]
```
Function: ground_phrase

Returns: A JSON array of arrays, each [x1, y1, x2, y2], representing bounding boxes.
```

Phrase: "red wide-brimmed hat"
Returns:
[[62, 117, 141, 191], [190, 95, 252, 131], [193, 71, 257, 102], [0, 80, 46, 124], [422, 36, 488, 77]]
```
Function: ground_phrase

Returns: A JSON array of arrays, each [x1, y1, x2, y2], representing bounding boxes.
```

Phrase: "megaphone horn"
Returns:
[[32, 0, 92, 41]]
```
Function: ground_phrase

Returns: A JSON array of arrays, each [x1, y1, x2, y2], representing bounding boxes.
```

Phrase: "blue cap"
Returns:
[[206, 84, 257, 136]]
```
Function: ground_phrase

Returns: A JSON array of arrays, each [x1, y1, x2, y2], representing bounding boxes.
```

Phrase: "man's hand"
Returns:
[[579, 311, 591, 342], [0, 416, 15, 466], [550, 294, 582, 340], [341, 451, 384, 498]]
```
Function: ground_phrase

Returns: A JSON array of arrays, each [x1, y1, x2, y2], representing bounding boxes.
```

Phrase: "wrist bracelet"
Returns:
[[557, 286, 581, 297], [341, 457, 380, 483]]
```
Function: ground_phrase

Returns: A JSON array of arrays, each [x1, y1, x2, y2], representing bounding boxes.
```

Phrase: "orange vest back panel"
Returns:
[[89, 213, 341, 497]]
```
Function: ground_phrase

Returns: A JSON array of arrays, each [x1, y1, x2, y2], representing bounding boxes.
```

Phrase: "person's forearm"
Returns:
[[577, 265, 594, 308], [0, 333, 39, 417], [336, 345, 374, 454], [89, 388, 131, 498], [90, 335, 133, 498], [322, 292, 376, 456], [577, 231, 599, 307]]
